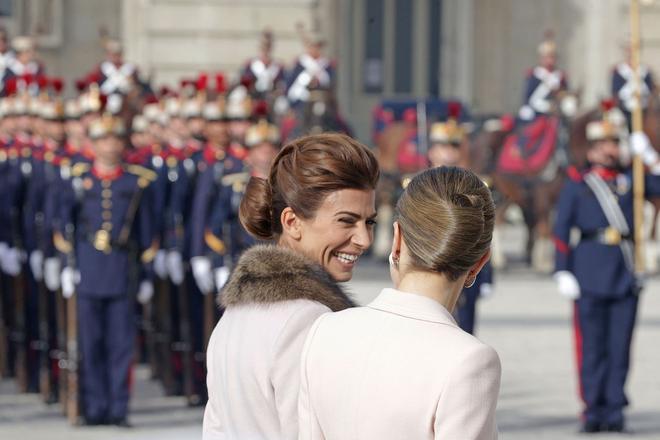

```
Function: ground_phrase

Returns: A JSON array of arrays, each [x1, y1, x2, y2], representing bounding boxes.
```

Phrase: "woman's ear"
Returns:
[[390, 221, 402, 259], [280, 207, 302, 241], [468, 248, 491, 280]]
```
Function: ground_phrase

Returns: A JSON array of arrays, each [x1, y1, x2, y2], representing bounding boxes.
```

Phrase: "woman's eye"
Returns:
[[339, 218, 355, 224], [366, 219, 377, 226]]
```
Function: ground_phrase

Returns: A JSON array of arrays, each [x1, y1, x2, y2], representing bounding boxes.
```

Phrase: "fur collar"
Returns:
[[220, 245, 355, 312]]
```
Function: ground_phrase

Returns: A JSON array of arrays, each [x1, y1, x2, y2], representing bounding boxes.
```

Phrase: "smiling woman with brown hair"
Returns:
[[202, 132, 379, 440]]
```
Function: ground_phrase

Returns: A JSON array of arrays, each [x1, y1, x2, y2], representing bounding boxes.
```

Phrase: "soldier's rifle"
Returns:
[[10, 207, 28, 392], [34, 213, 54, 403], [172, 217, 196, 405]]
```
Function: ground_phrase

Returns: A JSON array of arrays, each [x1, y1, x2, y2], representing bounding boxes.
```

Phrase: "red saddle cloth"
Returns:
[[497, 115, 558, 175]]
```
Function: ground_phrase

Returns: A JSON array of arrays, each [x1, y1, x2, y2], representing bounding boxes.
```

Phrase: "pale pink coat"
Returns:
[[298, 288, 501, 440]]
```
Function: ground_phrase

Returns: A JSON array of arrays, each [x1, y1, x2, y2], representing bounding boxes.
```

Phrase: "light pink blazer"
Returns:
[[298, 288, 501, 440]]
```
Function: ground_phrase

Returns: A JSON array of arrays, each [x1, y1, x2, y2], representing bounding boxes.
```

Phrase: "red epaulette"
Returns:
[[567, 166, 583, 182]]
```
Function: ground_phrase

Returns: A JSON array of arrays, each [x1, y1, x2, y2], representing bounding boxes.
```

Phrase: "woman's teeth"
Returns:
[[334, 252, 359, 264]]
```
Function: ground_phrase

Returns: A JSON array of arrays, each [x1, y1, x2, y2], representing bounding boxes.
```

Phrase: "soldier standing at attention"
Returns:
[[56, 106, 157, 426], [553, 107, 660, 433]]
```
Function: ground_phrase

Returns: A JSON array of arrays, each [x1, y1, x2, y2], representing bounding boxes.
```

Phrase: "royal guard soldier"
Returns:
[[241, 30, 285, 100], [4, 36, 45, 95], [553, 103, 660, 433], [611, 38, 656, 132], [427, 104, 494, 335], [518, 33, 570, 122], [286, 30, 335, 109], [187, 98, 243, 401], [55, 101, 157, 426], [91, 39, 139, 101]]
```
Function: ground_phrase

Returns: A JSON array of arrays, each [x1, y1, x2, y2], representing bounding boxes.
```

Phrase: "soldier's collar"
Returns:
[[92, 163, 124, 181], [591, 166, 619, 181]]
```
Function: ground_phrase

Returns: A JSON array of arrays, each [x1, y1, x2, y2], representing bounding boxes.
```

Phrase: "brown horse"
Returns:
[[472, 94, 580, 272]]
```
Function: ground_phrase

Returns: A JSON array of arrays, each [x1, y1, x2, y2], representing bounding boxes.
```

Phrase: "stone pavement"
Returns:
[[2, 257, 660, 439]]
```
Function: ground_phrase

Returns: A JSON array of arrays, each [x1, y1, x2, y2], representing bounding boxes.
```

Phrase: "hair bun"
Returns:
[[239, 177, 275, 240]]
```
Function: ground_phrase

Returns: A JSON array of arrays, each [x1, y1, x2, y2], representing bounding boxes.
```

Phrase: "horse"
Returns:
[[472, 92, 581, 272]]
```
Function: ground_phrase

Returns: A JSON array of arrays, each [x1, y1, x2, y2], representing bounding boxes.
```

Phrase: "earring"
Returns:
[[388, 252, 399, 268], [464, 276, 476, 289]]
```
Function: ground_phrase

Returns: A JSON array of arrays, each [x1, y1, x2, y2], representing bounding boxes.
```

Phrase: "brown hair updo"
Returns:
[[239, 133, 380, 240], [395, 166, 494, 281]]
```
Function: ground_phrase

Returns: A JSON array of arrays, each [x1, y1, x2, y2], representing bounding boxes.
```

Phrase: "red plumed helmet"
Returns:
[[52, 78, 64, 94], [87, 71, 101, 85], [37, 75, 48, 90], [240, 74, 254, 89], [601, 98, 616, 112], [75, 78, 87, 92], [159, 85, 171, 98], [215, 73, 226, 94], [23, 73, 34, 85], [5, 77, 17, 96], [99, 94, 108, 111], [253, 100, 269, 118], [196, 72, 208, 91], [447, 101, 462, 120]]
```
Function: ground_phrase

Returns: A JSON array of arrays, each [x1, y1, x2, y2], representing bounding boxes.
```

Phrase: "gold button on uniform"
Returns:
[[102, 200, 112, 209], [102, 211, 112, 220], [101, 180, 111, 188], [102, 222, 113, 231], [102, 189, 112, 198]]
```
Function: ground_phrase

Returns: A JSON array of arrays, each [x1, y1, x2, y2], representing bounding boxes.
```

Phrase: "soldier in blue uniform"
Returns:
[[240, 30, 285, 100], [611, 41, 655, 131], [518, 35, 570, 122], [56, 110, 157, 426], [428, 112, 494, 335], [553, 108, 660, 433], [286, 31, 335, 109]]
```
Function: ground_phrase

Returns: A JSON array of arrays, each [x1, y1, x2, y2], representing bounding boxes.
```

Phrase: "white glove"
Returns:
[[29, 250, 44, 281], [44, 257, 62, 291], [214, 266, 230, 291], [166, 250, 185, 286], [154, 250, 168, 279], [2, 247, 24, 276], [137, 280, 154, 304], [554, 270, 581, 300], [560, 95, 578, 118], [61, 266, 80, 299], [479, 283, 494, 299], [631, 131, 659, 166], [191, 256, 213, 295], [274, 95, 290, 115], [0, 242, 8, 273], [518, 105, 535, 121]]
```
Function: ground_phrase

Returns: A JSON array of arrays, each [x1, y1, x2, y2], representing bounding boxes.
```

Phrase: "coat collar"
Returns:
[[368, 288, 458, 326], [220, 245, 355, 312]]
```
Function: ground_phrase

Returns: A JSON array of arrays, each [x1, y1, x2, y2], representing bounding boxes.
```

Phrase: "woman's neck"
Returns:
[[396, 271, 464, 312]]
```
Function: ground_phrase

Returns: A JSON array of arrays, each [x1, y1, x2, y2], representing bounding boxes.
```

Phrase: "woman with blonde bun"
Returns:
[[299, 166, 501, 440]]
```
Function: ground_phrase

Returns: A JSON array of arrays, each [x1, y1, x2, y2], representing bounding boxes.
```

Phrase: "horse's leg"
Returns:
[[491, 199, 510, 270]]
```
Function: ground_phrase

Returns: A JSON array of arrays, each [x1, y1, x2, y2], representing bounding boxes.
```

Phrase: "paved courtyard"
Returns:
[[2, 228, 660, 439]]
